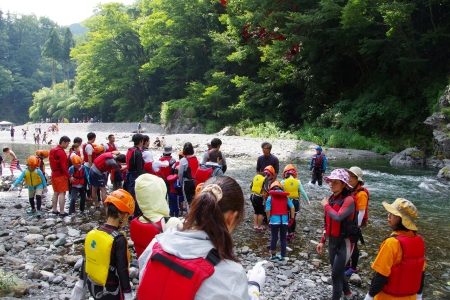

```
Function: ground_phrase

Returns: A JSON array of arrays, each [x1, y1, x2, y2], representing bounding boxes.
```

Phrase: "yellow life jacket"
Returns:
[[85, 229, 130, 286], [251, 174, 265, 195], [283, 177, 299, 199], [25, 169, 42, 187]]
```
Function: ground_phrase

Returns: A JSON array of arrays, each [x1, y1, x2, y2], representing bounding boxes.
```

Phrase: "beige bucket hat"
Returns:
[[347, 166, 364, 184], [382, 198, 419, 231]]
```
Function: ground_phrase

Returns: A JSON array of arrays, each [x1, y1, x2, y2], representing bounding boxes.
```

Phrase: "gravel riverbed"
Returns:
[[0, 123, 396, 299]]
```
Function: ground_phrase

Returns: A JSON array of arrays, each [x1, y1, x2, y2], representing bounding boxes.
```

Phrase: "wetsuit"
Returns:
[[320, 190, 355, 300]]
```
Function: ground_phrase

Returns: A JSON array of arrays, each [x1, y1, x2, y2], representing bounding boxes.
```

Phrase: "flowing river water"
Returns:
[[3, 143, 450, 297]]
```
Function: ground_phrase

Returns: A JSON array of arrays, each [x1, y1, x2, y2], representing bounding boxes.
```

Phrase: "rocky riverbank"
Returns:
[[1, 123, 446, 299]]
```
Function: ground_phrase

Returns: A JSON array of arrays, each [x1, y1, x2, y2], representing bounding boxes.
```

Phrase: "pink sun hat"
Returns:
[[324, 168, 353, 189]]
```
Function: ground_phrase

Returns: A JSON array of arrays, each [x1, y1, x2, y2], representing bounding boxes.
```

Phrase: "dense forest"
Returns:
[[1, 0, 450, 151]]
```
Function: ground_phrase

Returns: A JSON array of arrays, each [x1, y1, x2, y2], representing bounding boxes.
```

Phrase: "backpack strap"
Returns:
[[139, 214, 163, 233], [205, 248, 221, 266]]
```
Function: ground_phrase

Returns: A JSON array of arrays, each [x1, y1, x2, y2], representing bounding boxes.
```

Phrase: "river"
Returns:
[[3, 143, 450, 297]]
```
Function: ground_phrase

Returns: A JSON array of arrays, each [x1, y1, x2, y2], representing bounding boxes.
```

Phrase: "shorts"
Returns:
[[52, 175, 69, 193], [250, 194, 265, 215], [89, 170, 106, 188], [28, 188, 43, 198]]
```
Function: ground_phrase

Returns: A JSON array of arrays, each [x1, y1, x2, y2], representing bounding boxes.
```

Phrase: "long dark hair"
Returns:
[[182, 176, 244, 262]]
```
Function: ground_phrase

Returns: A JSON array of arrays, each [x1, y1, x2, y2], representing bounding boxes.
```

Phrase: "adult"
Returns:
[[138, 176, 267, 299], [346, 166, 369, 276], [104, 134, 118, 184], [178, 142, 198, 209], [141, 135, 154, 172], [309, 146, 327, 186], [364, 199, 425, 300], [137, 121, 142, 133], [49, 136, 74, 216], [202, 138, 227, 173], [105, 134, 117, 152], [149, 114, 153, 123], [126, 133, 145, 217], [256, 142, 279, 183], [144, 114, 148, 123], [90, 152, 126, 209], [316, 169, 356, 300], [82, 132, 97, 168], [159, 145, 176, 179]]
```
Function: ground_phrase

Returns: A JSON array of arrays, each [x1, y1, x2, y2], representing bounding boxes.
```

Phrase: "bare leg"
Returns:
[[52, 192, 59, 212], [58, 192, 66, 214], [257, 214, 263, 228], [92, 186, 99, 208]]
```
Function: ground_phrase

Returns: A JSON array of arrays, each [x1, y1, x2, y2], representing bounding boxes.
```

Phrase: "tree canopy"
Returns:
[[4, 0, 450, 149]]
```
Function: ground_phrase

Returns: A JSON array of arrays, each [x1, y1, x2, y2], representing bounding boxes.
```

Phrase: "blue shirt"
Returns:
[[265, 196, 294, 225]]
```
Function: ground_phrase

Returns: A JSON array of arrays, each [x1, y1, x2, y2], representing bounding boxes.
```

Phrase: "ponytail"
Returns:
[[182, 176, 244, 262]]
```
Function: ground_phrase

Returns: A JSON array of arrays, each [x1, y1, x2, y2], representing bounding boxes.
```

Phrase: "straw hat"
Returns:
[[347, 166, 364, 184], [382, 198, 419, 231]]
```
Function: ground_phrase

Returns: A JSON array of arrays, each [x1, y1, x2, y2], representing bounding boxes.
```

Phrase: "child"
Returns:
[[167, 172, 181, 217], [266, 181, 295, 261], [0, 154, 4, 176], [250, 165, 273, 231], [71, 189, 134, 300], [281, 164, 310, 240], [9, 156, 47, 217], [68, 155, 90, 215], [2, 147, 22, 176], [35, 150, 49, 178]]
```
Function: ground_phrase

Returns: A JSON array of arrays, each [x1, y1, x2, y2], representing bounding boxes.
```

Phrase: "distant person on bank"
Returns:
[[309, 146, 327, 186]]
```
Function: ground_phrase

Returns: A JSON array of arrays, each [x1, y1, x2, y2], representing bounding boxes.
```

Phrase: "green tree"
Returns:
[[62, 27, 75, 87], [72, 3, 149, 121], [42, 27, 62, 88]]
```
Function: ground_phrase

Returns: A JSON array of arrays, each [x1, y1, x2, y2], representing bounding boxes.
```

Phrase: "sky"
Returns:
[[0, 0, 136, 26]]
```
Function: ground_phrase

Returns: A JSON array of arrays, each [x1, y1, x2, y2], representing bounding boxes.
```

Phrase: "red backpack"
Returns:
[[194, 165, 214, 187], [137, 242, 220, 300]]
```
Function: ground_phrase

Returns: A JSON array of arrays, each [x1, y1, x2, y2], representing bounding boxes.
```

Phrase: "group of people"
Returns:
[[252, 143, 425, 300], [4, 132, 425, 299]]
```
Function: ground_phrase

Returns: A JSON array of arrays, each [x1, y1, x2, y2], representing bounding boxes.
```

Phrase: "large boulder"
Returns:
[[437, 165, 450, 182], [390, 148, 426, 166], [163, 108, 204, 134], [424, 85, 450, 158]]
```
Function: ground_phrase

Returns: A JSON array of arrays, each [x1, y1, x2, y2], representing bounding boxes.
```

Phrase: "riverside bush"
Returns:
[[238, 122, 296, 139]]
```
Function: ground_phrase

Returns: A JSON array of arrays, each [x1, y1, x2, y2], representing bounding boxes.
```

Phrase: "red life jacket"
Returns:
[[325, 194, 356, 238], [167, 175, 179, 193], [194, 165, 214, 187], [382, 234, 425, 297], [129, 218, 162, 258], [143, 161, 157, 175], [93, 152, 114, 173], [184, 156, 199, 179], [105, 142, 117, 153], [126, 147, 138, 170], [269, 190, 290, 215], [352, 187, 370, 226], [158, 156, 175, 179], [312, 154, 325, 168], [82, 143, 97, 163], [72, 166, 86, 186], [137, 242, 220, 300], [49, 146, 66, 173]]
